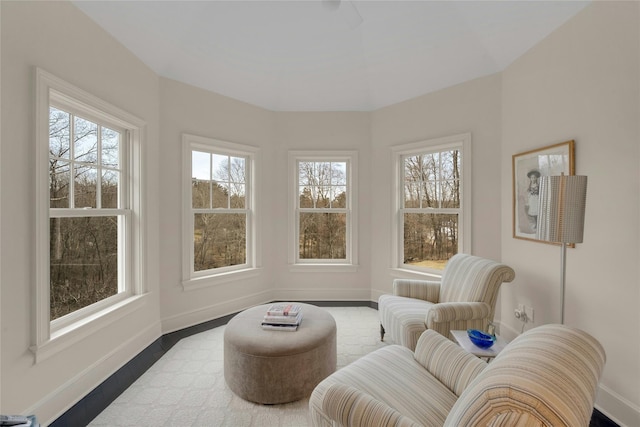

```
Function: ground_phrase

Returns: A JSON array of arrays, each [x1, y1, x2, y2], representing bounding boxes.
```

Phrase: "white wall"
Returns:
[[1, 0, 638, 425], [158, 78, 276, 332], [370, 73, 504, 300], [500, 2, 640, 425], [271, 112, 372, 301], [1, 1, 161, 423], [157, 73, 502, 334], [158, 79, 374, 332]]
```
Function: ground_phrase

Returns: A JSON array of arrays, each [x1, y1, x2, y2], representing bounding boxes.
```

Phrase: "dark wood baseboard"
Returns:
[[49, 301, 617, 427]]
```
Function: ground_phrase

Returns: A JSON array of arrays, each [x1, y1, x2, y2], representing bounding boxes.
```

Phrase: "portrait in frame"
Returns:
[[512, 140, 575, 243]]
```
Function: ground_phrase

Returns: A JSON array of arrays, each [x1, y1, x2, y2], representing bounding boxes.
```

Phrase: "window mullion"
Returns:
[[69, 113, 76, 209], [49, 208, 128, 217], [226, 155, 231, 209], [119, 131, 127, 210], [208, 153, 213, 209], [96, 125, 103, 209], [437, 150, 443, 209]]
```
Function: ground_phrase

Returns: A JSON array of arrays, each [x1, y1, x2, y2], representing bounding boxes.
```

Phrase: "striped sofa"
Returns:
[[309, 324, 606, 427], [379, 254, 515, 350]]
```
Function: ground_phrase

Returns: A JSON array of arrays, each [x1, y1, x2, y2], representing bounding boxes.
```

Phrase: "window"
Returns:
[[35, 69, 146, 359], [392, 134, 471, 273], [289, 151, 358, 270], [182, 134, 260, 288], [48, 107, 125, 320]]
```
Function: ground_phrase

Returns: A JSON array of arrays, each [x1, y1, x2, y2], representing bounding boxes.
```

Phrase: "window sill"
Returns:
[[289, 264, 359, 273], [182, 267, 261, 291], [390, 268, 442, 280], [30, 293, 148, 364]]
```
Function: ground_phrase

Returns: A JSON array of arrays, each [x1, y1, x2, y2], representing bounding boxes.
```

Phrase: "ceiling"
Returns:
[[72, 1, 590, 112]]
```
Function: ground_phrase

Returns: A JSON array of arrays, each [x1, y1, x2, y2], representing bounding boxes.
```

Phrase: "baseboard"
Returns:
[[271, 288, 373, 303], [593, 383, 640, 427], [160, 289, 274, 333], [34, 322, 160, 426], [159, 290, 373, 333], [49, 301, 617, 427]]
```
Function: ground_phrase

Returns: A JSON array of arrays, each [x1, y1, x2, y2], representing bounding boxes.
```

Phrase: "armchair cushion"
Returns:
[[377, 296, 436, 351]]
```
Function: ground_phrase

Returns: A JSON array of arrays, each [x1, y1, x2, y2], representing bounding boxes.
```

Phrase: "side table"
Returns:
[[450, 330, 508, 360]]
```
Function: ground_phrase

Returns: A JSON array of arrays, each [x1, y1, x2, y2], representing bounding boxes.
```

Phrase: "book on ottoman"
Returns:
[[265, 303, 302, 317], [262, 304, 304, 331]]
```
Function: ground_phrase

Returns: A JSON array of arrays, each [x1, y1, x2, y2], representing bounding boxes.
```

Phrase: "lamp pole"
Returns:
[[560, 241, 567, 324], [536, 174, 587, 325]]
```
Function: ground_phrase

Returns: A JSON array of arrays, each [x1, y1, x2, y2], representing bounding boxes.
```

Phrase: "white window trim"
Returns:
[[288, 151, 359, 272], [181, 134, 261, 291], [390, 133, 471, 276], [33, 68, 147, 363]]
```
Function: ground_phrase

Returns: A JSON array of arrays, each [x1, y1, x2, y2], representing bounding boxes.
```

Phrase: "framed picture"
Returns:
[[512, 140, 575, 243]]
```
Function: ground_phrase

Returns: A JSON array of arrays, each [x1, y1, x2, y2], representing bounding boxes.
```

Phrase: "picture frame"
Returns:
[[512, 140, 575, 243]]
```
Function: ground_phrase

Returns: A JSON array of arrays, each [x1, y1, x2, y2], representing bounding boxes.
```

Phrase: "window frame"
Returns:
[[181, 134, 261, 290], [288, 151, 358, 271], [391, 133, 471, 275], [34, 68, 147, 362]]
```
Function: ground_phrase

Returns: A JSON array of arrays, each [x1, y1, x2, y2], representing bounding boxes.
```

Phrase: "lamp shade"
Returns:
[[536, 175, 587, 244]]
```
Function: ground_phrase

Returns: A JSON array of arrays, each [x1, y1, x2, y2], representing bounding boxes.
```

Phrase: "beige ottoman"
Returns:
[[224, 303, 337, 404]]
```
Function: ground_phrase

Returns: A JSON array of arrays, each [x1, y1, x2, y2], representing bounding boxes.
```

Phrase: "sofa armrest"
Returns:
[[321, 383, 421, 427], [393, 279, 440, 302], [414, 330, 487, 396], [426, 301, 491, 323], [444, 324, 606, 427]]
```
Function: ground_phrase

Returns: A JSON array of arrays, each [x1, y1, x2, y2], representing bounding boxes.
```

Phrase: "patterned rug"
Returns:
[[89, 306, 388, 427]]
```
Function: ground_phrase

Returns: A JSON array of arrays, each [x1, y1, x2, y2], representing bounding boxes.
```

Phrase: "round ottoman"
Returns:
[[224, 302, 337, 404]]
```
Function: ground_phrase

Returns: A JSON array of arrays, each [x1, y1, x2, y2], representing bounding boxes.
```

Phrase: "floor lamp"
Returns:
[[536, 174, 588, 324]]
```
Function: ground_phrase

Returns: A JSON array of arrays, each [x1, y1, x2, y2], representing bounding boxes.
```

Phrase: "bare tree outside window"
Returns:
[[298, 161, 347, 260], [49, 107, 122, 320], [402, 149, 460, 270], [192, 151, 247, 271]]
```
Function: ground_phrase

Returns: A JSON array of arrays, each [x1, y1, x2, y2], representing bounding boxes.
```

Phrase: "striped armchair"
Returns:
[[309, 324, 606, 427], [379, 253, 515, 350]]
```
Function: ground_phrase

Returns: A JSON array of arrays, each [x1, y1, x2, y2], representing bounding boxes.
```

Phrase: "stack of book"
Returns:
[[261, 303, 303, 332]]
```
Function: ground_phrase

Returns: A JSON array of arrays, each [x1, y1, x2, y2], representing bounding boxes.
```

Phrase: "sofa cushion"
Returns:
[[310, 344, 457, 427], [413, 330, 486, 397]]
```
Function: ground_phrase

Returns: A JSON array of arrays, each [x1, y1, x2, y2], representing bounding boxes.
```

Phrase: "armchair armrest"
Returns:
[[321, 383, 421, 427], [426, 301, 491, 323], [393, 279, 440, 302], [414, 330, 487, 396]]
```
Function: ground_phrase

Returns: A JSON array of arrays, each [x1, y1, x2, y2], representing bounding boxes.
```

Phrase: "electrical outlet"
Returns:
[[514, 304, 526, 322], [525, 306, 534, 322]]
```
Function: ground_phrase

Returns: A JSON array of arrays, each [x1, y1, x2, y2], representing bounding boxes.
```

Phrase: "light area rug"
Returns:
[[89, 306, 389, 427]]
